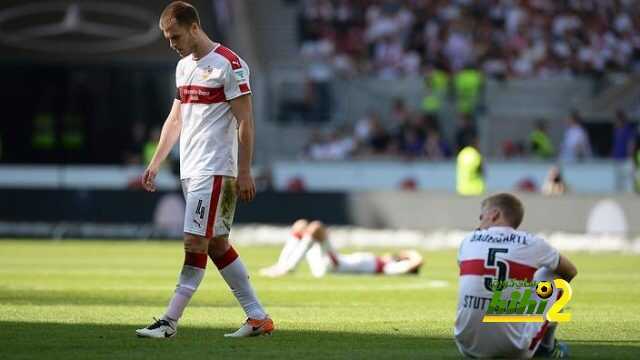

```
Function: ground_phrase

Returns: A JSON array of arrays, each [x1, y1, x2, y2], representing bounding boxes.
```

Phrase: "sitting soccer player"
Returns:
[[455, 193, 577, 359], [259, 219, 423, 278]]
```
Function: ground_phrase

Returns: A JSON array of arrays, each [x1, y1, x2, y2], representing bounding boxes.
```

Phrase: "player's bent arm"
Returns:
[[148, 99, 182, 169], [230, 94, 254, 175], [554, 254, 577, 282]]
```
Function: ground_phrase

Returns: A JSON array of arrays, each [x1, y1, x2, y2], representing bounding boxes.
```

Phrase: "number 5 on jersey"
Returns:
[[484, 248, 509, 291]]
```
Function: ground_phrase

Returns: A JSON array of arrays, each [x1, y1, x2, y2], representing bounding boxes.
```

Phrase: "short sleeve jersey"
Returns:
[[454, 226, 560, 356], [175, 44, 251, 179]]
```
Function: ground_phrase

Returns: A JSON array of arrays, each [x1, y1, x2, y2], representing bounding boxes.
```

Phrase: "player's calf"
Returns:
[[136, 247, 208, 338], [210, 240, 271, 334]]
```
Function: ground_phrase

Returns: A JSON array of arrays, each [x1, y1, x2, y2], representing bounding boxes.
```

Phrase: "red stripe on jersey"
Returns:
[[460, 259, 537, 281], [459, 259, 496, 276], [179, 85, 226, 104], [205, 176, 223, 238], [506, 260, 538, 281], [239, 83, 250, 93], [214, 45, 242, 69], [214, 246, 239, 269]]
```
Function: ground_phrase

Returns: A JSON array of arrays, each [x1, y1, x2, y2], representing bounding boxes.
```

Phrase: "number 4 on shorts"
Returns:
[[195, 200, 206, 219]]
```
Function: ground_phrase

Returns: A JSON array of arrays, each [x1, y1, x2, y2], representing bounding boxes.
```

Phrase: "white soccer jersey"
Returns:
[[175, 44, 251, 179], [454, 226, 560, 358]]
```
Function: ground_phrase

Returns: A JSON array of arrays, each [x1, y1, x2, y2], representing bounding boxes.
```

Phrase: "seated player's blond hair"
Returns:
[[481, 193, 524, 229]]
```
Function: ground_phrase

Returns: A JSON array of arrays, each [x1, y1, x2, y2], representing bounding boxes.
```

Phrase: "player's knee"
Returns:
[[291, 219, 309, 234], [306, 221, 327, 241], [184, 233, 209, 254], [207, 235, 230, 259], [533, 267, 555, 282]]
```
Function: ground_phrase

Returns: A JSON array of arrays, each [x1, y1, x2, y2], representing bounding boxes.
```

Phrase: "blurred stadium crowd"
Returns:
[[301, 103, 638, 163], [292, 0, 640, 165], [296, 0, 640, 79], [0, 0, 638, 177]]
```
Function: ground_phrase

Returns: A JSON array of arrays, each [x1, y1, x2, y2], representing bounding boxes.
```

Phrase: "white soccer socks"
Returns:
[[277, 233, 303, 267], [136, 252, 206, 337], [214, 246, 267, 320], [278, 234, 314, 273], [260, 232, 315, 277], [164, 252, 207, 323]]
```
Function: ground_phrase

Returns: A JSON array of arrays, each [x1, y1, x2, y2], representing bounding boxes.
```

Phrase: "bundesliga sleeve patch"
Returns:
[[234, 68, 248, 82]]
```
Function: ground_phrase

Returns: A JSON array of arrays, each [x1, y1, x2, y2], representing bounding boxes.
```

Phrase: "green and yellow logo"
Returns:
[[482, 279, 572, 323]]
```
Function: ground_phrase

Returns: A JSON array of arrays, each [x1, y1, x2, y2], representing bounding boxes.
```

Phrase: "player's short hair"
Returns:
[[482, 193, 524, 229], [159, 1, 201, 30]]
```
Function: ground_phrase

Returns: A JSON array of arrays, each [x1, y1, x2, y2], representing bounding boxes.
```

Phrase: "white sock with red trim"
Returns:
[[305, 242, 332, 277], [280, 234, 314, 272], [214, 247, 267, 320], [276, 233, 303, 268], [163, 252, 207, 325]]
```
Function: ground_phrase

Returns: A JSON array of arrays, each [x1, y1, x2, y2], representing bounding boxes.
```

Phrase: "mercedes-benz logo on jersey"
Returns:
[[0, 2, 160, 54]]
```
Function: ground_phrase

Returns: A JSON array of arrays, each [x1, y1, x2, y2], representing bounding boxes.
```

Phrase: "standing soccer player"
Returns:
[[136, 1, 273, 338], [454, 193, 577, 358]]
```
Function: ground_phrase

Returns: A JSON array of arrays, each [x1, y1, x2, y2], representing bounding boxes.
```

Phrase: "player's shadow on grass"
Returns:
[[0, 289, 382, 308], [0, 320, 451, 359], [1, 321, 639, 360]]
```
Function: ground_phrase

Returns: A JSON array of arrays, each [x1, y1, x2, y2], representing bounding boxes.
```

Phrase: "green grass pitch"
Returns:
[[1, 240, 639, 359]]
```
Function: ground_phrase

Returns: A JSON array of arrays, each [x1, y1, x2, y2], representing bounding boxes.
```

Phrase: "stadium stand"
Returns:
[[0, 0, 639, 239]]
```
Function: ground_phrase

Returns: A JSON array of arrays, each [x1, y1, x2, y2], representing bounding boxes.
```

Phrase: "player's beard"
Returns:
[[176, 37, 196, 58], [176, 45, 192, 58]]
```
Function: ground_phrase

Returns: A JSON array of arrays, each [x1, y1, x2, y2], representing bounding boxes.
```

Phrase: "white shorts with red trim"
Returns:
[[181, 175, 237, 238], [454, 318, 548, 359]]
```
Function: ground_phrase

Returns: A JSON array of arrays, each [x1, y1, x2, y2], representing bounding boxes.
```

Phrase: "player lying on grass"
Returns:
[[259, 219, 423, 278], [455, 193, 577, 359]]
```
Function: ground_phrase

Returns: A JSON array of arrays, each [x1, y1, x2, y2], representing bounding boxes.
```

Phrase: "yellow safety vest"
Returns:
[[454, 70, 483, 115], [530, 130, 554, 158], [457, 146, 485, 196], [422, 70, 449, 114]]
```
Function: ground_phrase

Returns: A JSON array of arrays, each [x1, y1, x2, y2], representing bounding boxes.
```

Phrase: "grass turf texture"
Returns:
[[0, 240, 639, 359]]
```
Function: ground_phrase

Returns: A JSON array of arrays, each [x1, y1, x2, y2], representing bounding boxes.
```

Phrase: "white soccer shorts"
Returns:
[[181, 175, 237, 238]]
